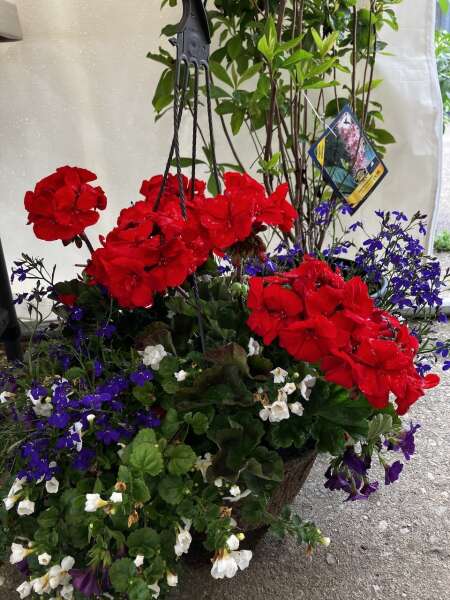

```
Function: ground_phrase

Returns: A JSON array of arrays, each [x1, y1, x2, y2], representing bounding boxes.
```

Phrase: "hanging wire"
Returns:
[[204, 65, 222, 194], [154, 64, 190, 212], [155, 0, 222, 354]]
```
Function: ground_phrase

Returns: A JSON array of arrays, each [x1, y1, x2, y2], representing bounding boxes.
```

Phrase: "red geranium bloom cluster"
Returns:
[[86, 171, 297, 308], [86, 174, 209, 309], [198, 172, 297, 253], [247, 256, 439, 415], [24, 166, 107, 242]]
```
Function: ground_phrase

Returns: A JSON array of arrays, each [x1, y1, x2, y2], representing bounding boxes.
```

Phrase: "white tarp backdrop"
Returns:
[[0, 1, 443, 317]]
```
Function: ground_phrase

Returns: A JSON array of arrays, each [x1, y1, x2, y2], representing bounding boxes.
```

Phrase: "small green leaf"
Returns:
[[132, 479, 151, 503], [109, 559, 136, 593], [37, 507, 59, 529], [158, 475, 186, 505], [166, 444, 197, 475], [282, 49, 313, 67], [129, 443, 163, 476], [127, 528, 160, 557], [209, 61, 233, 87], [238, 63, 263, 86], [310, 28, 323, 52], [231, 110, 245, 135], [129, 579, 151, 600]]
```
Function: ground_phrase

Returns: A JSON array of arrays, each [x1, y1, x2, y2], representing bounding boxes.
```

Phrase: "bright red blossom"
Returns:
[[24, 166, 107, 242], [246, 256, 439, 415]]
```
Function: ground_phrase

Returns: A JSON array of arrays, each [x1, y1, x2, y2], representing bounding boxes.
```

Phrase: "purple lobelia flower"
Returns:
[[93, 359, 103, 378], [72, 448, 95, 471], [96, 323, 116, 339], [70, 568, 101, 597], [384, 460, 403, 485], [130, 368, 154, 387]]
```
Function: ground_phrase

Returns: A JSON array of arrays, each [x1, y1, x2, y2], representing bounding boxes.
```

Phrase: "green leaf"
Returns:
[[282, 49, 313, 67], [37, 507, 59, 529], [129, 579, 151, 600], [160, 407, 181, 439], [367, 413, 394, 442], [152, 69, 173, 114], [205, 342, 250, 376], [158, 475, 186, 505], [439, 0, 449, 12], [184, 411, 210, 435], [311, 28, 323, 53], [132, 429, 156, 446], [231, 110, 245, 135], [356, 79, 383, 95], [129, 443, 163, 476], [227, 36, 242, 60], [209, 61, 233, 87], [132, 382, 156, 408], [166, 444, 197, 475], [64, 367, 85, 380], [109, 559, 136, 593], [369, 128, 396, 144], [321, 31, 340, 56], [127, 528, 160, 557], [132, 479, 151, 504], [170, 157, 205, 168], [238, 63, 263, 86]]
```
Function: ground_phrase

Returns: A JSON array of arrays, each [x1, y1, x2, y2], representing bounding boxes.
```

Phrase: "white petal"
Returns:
[[110, 492, 123, 504], [61, 555, 75, 571], [232, 549, 253, 571], [134, 555, 145, 568], [259, 408, 270, 421], [17, 499, 35, 516], [38, 552, 52, 566], [148, 582, 160, 598], [289, 402, 304, 416], [16, 581, 32, 599], [45, 478, 59, 494], [226, 534, 240, 551], [166, 572, 178, 587]]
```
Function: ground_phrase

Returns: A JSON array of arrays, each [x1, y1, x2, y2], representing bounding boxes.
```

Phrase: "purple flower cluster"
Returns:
[[325, 448, 379, 502], [325, 423, 421, 502], [16, 365, 161, 482]]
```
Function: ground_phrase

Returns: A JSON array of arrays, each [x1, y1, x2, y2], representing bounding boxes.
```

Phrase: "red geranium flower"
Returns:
[[256, 183, 298, 232], [246, 256, 440, 415], [24, 166, 106, 242], [246, 278, 303, 344]]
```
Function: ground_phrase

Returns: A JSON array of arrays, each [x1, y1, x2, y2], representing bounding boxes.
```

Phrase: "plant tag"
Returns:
[[308, 105, 388, 213]]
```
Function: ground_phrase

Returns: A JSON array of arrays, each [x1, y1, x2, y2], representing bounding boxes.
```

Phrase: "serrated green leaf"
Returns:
[[129, 579, 151, 600], [109, 559, 136, 593], [158, 475, 185, 505], [127, 527, 160, 557], [166, 444, 197, 475], [129, 443, 163, 476]]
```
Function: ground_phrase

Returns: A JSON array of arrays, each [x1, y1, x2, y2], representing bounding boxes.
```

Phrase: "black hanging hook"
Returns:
[[172, 0, 211, 66]]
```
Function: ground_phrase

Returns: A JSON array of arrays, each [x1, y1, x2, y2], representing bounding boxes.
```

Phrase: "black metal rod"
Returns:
[[0, 239, 22, 361]]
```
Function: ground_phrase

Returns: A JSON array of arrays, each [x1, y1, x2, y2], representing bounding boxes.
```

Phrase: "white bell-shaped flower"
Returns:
[[17, 498, 35, 516], [45, 478, 59, 494], [174, 520, 192, 557], [16, 581, 32, 599]]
